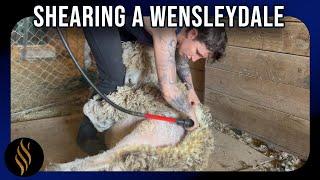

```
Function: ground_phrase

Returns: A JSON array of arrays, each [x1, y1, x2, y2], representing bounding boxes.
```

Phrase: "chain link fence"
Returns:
[[11, 17, 96, 122]]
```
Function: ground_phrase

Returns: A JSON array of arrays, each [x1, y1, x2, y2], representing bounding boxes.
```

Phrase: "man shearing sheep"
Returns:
[[77, 17, 227, 155]]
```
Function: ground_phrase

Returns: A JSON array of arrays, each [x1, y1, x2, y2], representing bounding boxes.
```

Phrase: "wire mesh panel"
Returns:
[[11, 17, 96, 121]]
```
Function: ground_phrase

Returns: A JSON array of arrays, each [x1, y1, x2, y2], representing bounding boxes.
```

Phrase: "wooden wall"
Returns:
[[202, 17, 310, 159], [190, 59, 206, 102]]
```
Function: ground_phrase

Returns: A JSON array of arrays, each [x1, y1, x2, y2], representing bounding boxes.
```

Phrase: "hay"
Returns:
[[46, 42, 215, 171]]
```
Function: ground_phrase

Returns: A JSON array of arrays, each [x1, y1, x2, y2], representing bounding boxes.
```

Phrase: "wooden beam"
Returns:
[[207, 46, 310, 89], [11, 115, 87, 169], [204, 88, 310, 159], [190, 68, 205, 91], [226, 22, 310, 56], [205, 67, 310, 120], [189, 58, 205, 71], [205, 128, 271, 171], [195, 90, 204, 102]]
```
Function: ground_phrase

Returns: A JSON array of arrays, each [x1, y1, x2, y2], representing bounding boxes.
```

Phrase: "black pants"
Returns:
[[77, 27, 128, 154], [83, 26, 126, 93], [77, 24, 148, 154]]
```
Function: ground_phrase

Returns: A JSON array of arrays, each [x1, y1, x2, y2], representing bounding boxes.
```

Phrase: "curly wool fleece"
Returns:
[[46, 42, 215, 171]]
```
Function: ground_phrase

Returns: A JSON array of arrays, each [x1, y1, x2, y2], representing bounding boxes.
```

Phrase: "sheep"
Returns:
[[46, 42, 215, 171]]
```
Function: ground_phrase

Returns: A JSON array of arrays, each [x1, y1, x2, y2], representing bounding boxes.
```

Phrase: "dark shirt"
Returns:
[[119, 17, 182, 46]]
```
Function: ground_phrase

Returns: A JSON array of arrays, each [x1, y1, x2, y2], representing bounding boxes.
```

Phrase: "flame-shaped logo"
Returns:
[[5, 137, 43, 177], [14, 139, 32, 176]]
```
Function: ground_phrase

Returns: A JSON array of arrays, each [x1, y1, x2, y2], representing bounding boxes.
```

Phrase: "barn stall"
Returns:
[[10, 16, 309, 171]]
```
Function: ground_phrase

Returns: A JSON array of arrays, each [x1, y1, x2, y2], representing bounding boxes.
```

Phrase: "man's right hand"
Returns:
[[185, 106, 199, 131]]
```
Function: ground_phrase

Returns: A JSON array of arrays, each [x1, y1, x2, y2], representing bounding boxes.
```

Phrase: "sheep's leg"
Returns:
[[88, 120, 185, 170], [114, 119, 185, 149], [104, 115, 142, 148], [46, 118, 185, 171]]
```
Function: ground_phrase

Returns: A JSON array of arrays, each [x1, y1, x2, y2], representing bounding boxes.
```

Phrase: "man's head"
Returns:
[[177, 27, 227, 62]]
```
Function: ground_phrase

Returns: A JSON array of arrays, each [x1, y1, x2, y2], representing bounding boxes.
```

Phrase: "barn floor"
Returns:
[[11, 114, 275, 171]]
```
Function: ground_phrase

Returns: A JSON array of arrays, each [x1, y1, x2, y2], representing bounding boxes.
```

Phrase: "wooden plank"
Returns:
[[262, 23, 309, 56], [204, 88, 310, 159], [11, 115, 87, 169], [189, 58, 205, 71], [226, 28, 263, 50], [195, 90, 204, 102], [205, 67, 309, 120], [190, 68, 205, 91], [207, 46, 310, 89], [205, 128, 271, 171], [226, 22, 310, 56]]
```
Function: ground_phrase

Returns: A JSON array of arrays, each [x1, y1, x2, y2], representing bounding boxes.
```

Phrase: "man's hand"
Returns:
[[185, 106, 199, 131]]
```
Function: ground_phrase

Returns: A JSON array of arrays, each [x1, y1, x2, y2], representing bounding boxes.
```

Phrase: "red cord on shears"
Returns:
[[144, 113, 177, 123]]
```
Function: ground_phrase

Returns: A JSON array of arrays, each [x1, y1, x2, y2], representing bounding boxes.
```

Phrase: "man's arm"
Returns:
[[176, 54, 194, 91], [143, 17, 198, 130], [152, 30, 192, 115], [176, 55, 201, 105]]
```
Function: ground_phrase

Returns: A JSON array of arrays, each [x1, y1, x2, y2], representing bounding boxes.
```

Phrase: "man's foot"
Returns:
[[76, 116, 107, 155]]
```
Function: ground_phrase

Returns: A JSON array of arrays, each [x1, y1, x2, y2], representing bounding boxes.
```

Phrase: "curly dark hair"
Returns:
[[187, 27, 227, 62]]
